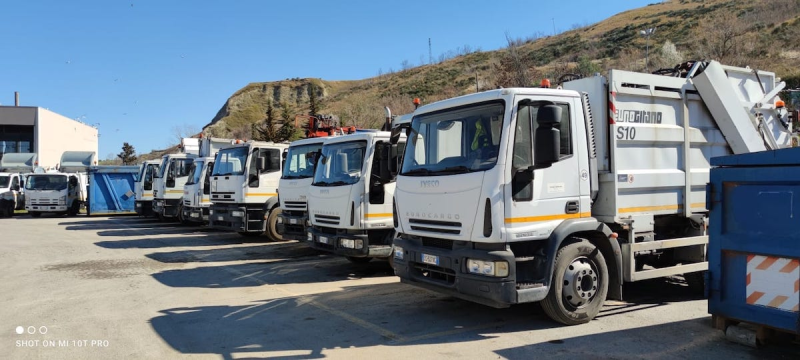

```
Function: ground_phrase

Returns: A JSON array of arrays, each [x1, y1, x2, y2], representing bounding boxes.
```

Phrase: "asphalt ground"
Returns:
[[1, 215, 798, 359]]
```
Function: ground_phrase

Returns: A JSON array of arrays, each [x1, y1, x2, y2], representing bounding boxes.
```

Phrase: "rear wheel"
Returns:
[[346, 256, 372, 264], [541, 238, 609, 325], [67, 202, 80, 216], [265, 207, 284, 242], [177, 203, 188, 224]]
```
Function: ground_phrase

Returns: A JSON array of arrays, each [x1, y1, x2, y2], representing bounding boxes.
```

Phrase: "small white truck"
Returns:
[[182, 137, 231, 224], [277, 137, 328, 241], [134, 160, 161, 216], [208, 140, 289, 239], [25, 151, 95, 217], [306, 128, 406, 263], [0, 153, 36, 217], [152, 138, 200, 221], [390, 61, 792, 325]]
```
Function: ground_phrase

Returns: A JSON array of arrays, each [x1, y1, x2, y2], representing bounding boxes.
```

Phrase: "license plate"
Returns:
[[319, 236, 329, 244], [289, 218, 298, 225], [217, 216, 224, 221], [421, 253, 439, 266]]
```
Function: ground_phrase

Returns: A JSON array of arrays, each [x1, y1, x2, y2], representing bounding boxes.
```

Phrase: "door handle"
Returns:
[[565, 201, 579, 214]]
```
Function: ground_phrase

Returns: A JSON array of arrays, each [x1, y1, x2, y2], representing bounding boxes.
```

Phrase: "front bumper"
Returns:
[[307, 226, 392, 258], [278, 211, 308, 241], [183, 206, 209, 223], [209, 204, 265, 233], [154, 198, 181, 218], [392, 235, 548, 308], [26, 204, 67, 212], [135, 200, 153, 216]]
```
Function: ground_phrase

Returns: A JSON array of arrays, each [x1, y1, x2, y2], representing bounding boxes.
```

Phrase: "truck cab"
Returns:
[[277, 137, 327, 241], [152, 153, 197, 220], [208, 140, 288, 239], [0, 153, 37, 217], [306, 130, 405, 263], [25, 151, 94, 217], [182, 156, 214, 223], [134, 160, 160, 216]]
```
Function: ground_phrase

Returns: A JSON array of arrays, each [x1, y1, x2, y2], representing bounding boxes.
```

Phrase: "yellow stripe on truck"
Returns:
[[618, 203, 707, 213], [245, 193, 277, 197], [505, 212, 591, 224], [166, 190, 184, 194], [365, 213, 393, 218]]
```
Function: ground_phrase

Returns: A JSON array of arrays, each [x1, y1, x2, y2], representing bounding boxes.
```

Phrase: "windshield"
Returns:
[[282, 143, 323, 179], [0, 176, 8, 188], [25, 175, 68, 191], [213, 147, 248, 176], [313, 141, 367, 186], [401, 101, 504, 176], [186, 160, 204, 185]]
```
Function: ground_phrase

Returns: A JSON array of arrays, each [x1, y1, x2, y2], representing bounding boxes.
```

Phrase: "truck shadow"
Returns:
[[60, 217, 165, 231], [94, 234, 253, 249], [145, 242, 325, 263], [493, 317, 798, 360], [151, 255, 397, 287], [149, 282, 548, 360]]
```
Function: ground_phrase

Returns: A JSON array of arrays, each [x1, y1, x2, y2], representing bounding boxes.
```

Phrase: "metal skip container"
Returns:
[[87, 165, 140, 216], [708, 148, 800, 336]]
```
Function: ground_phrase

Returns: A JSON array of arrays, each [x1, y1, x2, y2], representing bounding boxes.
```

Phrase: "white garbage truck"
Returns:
[[0, 153, 37, 217], [306, 127, 407, 263], [182, 137, 231, 224], [25, 151, 96, 217], [152, 138, 200, 221], [277, 137, 328, 241], [389, 61, 792, 325], [134, 160, 161, 216], [208, 140, 288, 239]]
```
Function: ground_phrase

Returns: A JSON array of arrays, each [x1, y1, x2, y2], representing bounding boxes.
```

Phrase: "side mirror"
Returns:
[[379, 144, 392, 182], [390, 124, 410, 145], [12, 184, 20, 191], [534, 104, 562, 169], [257, 156, 266, 172]]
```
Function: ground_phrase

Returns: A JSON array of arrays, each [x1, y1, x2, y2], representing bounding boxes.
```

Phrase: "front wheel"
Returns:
[[541, 238, 609, 325], [264, 207, 284, 242], [67, 202, 80, 216]]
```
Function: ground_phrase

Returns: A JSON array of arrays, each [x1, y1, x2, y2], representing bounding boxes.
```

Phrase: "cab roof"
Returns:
[[413, 88, 581, 116]]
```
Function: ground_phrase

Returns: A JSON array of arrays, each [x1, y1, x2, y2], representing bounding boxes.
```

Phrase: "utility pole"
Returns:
[[428, 38, 433, 64], [640, 27, 656, 72]]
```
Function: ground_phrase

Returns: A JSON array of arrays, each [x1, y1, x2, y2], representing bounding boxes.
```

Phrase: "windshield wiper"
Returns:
[[402, 168, 434, 176], [440, 166, 471, 173], [326, 181, 350, 186], [214, 173, 233, 176]]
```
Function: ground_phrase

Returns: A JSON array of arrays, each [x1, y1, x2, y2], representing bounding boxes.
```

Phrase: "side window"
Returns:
[[11, 176, 19, 188], [176, 159, 192, 177], [512, 105, 533, 202], [203, 162, 213, 195], [264, 149, 281, 173]]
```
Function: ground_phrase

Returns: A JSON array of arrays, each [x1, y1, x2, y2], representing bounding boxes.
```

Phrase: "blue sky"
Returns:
[[0, 0, 654, 158]]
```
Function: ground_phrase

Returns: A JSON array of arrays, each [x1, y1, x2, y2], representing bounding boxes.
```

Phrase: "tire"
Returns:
[[346, 256, 372, 264], [541, 238, 609, 325], [177, 203, 187, 224], [684, 271, 706, 295], [238, 231, 263, 238], [264, 207, 284, 242], [30, 212, 41, 218], [67, 202, 80, 216]]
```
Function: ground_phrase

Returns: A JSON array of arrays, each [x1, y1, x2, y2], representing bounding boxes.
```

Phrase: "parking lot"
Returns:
[[1, 215, 797, 359]]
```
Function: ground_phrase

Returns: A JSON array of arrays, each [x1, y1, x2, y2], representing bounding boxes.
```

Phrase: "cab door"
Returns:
[[503, 96, 583, 241]]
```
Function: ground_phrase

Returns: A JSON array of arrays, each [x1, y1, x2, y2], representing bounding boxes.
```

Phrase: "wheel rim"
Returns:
[[562, 256, 599, 309]]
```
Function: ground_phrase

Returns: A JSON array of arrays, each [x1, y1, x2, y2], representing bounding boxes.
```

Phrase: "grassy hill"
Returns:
[[171, 0, 800, 150]]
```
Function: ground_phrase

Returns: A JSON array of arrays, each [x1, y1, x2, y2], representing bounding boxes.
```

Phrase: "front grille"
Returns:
[[211, 194, 234, 202], [422, 238, 454, 250], [315, 214, 340, 225], [409, 218, 461, 235], [284, 201, 306, 210], [413, 263, 456, 285], [31, 198, 59, 205], [183, 200, 191, 206]]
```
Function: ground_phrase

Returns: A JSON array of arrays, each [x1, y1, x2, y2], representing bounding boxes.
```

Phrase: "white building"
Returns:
[[0, 105, 98, 170]]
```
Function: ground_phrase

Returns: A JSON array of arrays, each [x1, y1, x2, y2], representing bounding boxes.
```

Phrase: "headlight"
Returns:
[[467, 259, 509, 277], [209, 209, 214, 215], [59, 195, 67, 205], [340, 239, 363, 249], [231, 210, 244, 217], [307, 232, 313, 241], [135, 203, 142, 208], [394, 246, 404, 260]]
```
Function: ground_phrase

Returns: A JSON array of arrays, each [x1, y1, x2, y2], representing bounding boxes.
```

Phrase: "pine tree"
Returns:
[[117, 142, 137, 165], [308, 85, 319, 116]]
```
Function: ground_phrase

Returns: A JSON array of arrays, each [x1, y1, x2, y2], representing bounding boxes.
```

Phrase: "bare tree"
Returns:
[[691, 11, 757, 66], [169, 123, 200, 144], [492, 32, 533, 88]]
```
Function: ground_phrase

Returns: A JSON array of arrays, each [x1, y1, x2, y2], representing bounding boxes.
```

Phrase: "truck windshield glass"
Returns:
[[186, 161, 203, 185], [313, 141, 367, 186], [0, 176, 9, 188], [283, 143, 323, 179], [25, 175, 68, 191], [157, 159, 168, 178], [213, 147, 248, 176], [401, 101, 505, 176]]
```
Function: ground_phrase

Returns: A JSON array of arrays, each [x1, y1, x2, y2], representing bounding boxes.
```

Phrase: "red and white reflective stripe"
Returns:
[[746, 255, 799, 312], [608, 91, 617, 124]]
